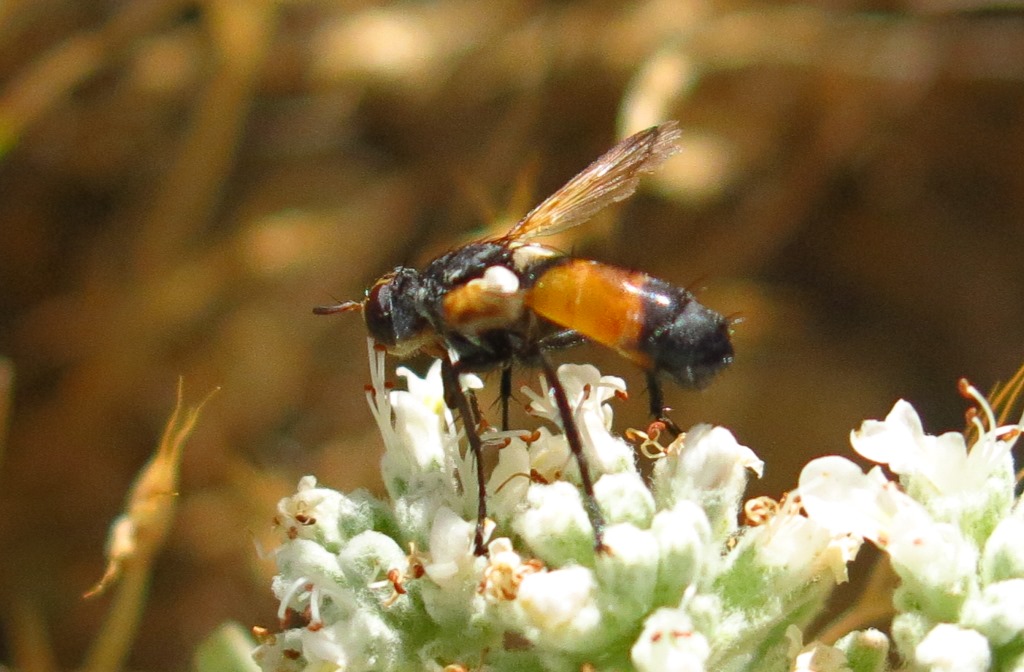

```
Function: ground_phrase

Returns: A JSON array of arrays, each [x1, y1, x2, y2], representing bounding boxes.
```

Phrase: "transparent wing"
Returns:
[[498, 122, 681, 242]]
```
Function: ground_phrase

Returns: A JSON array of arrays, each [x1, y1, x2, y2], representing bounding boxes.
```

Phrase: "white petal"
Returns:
[[799, 457, 900, 542], [849, 399, 926, 470], [486, 438, 531, 523], [631, 608, 710, 672], [423, 507, 475, 587], [516, 566, 603, 651], [915, 624, 990, 672]]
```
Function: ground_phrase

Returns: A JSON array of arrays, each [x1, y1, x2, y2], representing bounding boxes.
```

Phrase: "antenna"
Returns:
[[313, 301, 363, 315]]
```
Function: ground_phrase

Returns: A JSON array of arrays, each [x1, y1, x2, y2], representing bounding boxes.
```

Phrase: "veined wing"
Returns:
[[499, 122, 681, 242]]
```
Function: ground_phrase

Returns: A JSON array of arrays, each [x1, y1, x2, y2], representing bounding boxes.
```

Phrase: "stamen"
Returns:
[[365, 387, 384, 428], [520, 429, 542, 445], [529, 468, 553, 485], [744, 496, 780, 526], [968, 412, 987, 440], [277, 576, 310, 621], [494, 471, 533, 493], [378, 567, 408, 608], [407, 542, 426, 579], [959, 377, 997, 434], [251, 626, 272, 643], [519, 378, 546, 410], [996, 426, 1022, 443], [626, 421, 673, 459], [387, 568, 407, 595], [308, 585, 322, 626], [482, 436, 512, 449], [363, 337, 404, 451]]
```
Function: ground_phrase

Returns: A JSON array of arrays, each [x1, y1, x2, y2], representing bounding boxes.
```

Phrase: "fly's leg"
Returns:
[[500, 366, 512, 431], [537, 350, 608, 553], [441, 357, 489, 556], [498, 330, 581, 432], [536, 329, 585, 351], [646, 371, 682, 437]]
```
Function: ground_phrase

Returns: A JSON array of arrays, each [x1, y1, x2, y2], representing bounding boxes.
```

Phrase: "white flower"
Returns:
[[337, 530, 408, 590], [367, 342, 482, 512], [252, 628, 305, 672], [300, 610, 400, 670], [262, 338, 1024, 672], [594, 523, 660, 622], [631, 607, 710, 672], [522, 364, 623, 431], [848, 392, 1020, 552], [367, 351, 494, 540], [850, 398, 1015, 505], [652, 425, 762, 497], [850, 399, 962, 491], [981, 512, 1024, 583], [786, 626, 851, 672], [417, 509, 490, 632], [513, 480, 593, 565], [962, 578, 1024, 646], [799, 455, 923, 546], [649, 502, 710, 598], [833, 629, 889, 672], [915, 624, 991, 672], [272, 539, 352, 628], [593, 470, 656, 527], [298, 620, 349, 668], [521, 364, 636, 476], [651, 423, 762, 541], [484, 433, 532, 524], [752, 494, 860, 586], [422, 507, 479, 588], [801, 385, 1024, 609], [479, 537, 543, 602], [275, 475, 367, 549], [378, 359, 448, 486], [800, 455, 976, 603], [523, 426, 573, 484], [390, 364, 449, 469], [886, 512, 978, 605], [485, 426, 578, 526], [516, 565, 603, 652]]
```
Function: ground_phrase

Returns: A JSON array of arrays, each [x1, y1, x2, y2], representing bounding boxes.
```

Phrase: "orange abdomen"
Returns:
[[526, 259, 652, 368]]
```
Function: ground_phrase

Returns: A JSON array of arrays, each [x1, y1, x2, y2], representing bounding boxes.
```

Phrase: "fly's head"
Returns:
[[315, 267, 434, 358]]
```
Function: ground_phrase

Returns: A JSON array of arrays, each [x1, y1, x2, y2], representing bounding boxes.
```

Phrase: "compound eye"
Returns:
[[364, 278, 398, 346]]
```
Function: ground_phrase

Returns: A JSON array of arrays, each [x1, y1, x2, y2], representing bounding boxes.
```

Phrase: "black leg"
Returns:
[[441, 357, 489, 556], [536, 328, 585, 351], [646, 371, 681, 436], [537, 350, 607, 553], [499, 366, 512, 431]]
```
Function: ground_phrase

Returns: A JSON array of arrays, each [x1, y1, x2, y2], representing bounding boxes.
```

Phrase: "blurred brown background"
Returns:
[[1, 0, 1023, 669]]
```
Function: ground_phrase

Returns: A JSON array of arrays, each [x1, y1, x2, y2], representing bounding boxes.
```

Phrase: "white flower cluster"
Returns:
[[801, 380, 1024, 672], [252, 342, 1022, 672]]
